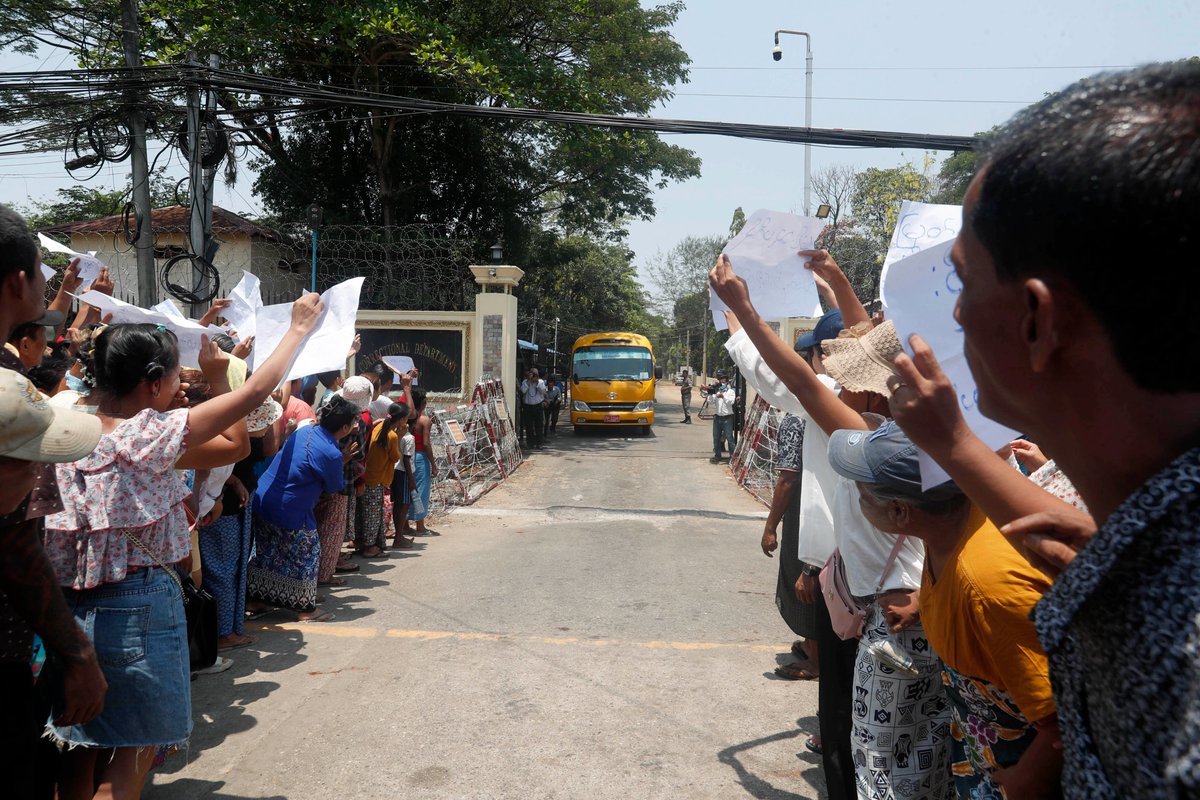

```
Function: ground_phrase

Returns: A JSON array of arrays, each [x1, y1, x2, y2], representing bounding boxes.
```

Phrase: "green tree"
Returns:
[[929, 150, 979, 205], [644, 234, 724, 317], [850, 163, 934, 245], [21, 169, 179, 229], [728, 207, 746, 238]]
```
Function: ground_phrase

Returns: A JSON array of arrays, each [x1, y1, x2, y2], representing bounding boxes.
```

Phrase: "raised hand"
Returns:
[[290, 292, 324, 336], [887, 334, 972, 458], [92, 267, 114, 296], [197, 334, 231, 384], [708, 254, 753, 314], [197, 297, 233, 328], [231, 335, 255, 360], [1010, 439, 1049, 472]]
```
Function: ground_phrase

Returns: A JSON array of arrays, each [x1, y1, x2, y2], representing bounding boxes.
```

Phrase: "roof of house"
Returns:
[[39, 205, 281, 241]]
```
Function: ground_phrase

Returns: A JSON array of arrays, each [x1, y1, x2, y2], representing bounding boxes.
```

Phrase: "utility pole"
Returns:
[[120, 0, 157, 305], [685, 328, 691, 370], [552, 317, 560, 376]]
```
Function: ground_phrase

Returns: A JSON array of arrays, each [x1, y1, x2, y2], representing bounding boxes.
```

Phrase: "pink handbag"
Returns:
[[819, 535, 908, 641]]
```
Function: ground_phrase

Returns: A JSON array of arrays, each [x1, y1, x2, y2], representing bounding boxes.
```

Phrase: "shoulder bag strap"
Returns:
[[873, 534, 909, 595]]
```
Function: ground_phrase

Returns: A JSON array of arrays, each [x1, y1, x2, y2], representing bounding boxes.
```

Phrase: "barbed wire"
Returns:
[[40, 220, 477, 311]]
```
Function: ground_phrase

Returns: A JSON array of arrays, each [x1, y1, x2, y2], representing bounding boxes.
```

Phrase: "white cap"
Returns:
[[0, 368, 101, 462]]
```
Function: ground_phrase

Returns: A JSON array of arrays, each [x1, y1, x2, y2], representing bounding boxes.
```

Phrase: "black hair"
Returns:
[[974, 61, 1200, 392], [370, 402, 410, 457], [409, 386, 427, 411], [211, 333, 236, 353], [27, 353, 72, 394], [363, 361, 392, 384], [317, 393, 358, 433], [316, 370, 342, 388], [0, 205, 38, 284], [92, 323, 181, 397], [74, 322, 105, 389], [8, 320, 44, 344]]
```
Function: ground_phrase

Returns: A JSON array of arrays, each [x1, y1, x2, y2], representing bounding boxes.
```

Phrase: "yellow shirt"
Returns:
[[363, 422, 401, 486], [920, 506, 1056, 723]]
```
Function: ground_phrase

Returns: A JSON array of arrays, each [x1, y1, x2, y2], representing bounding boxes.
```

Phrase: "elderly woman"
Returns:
[[247, 394, 358, 622]]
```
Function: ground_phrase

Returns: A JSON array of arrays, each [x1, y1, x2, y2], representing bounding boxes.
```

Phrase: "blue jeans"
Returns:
[[713, 414, 736, 457], [48, 568, 191, 748]]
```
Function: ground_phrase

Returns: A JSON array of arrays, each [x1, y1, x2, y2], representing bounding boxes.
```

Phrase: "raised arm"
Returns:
[[710, 254, 866, 436], [887, 334, 1096, 530], [184, 294, 323, 447], [799, 250, 870, 329]]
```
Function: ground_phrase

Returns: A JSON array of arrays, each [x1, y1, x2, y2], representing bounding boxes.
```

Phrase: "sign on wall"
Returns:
[[357, 326, 465, 395]]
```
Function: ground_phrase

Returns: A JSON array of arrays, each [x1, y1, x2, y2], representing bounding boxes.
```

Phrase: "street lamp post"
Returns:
[[773, 29, 813, 216]]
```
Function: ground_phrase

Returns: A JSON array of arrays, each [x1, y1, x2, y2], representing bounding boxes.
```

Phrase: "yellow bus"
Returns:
[[569, 332, 663, 435]]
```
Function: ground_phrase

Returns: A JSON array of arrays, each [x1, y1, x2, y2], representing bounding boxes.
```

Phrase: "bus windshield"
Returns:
[[573, 346, 653, 381]]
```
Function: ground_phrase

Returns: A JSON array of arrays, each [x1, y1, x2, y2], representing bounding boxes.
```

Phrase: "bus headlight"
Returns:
[[573, 400, 592, 412], [632, 400, 655, 412]]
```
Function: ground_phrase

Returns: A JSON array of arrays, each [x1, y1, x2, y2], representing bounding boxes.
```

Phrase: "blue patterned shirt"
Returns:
[[1033, 446, 1200, 798]]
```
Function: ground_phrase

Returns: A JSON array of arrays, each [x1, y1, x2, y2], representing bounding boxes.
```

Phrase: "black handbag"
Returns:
[[124, 529, 220, 671], [179, 573, 219, 670]]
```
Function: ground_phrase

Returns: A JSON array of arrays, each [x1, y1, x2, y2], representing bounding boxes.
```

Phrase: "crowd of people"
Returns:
[[716, 62, 1199, 799], [0, 203, 443, 797]]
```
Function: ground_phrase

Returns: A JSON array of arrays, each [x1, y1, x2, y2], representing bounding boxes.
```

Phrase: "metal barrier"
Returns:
[[729, 394, 784, 507], [424, 377, 525, 517]]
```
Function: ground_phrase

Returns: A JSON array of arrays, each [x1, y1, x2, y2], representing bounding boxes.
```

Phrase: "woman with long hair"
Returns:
[[43, 295, 323, 798], [408, 387, 439, 534], [361, 401, 409, 552]]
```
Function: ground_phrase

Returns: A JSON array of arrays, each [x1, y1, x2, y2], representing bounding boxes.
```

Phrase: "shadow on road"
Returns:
[[716, 714, 825, 800]]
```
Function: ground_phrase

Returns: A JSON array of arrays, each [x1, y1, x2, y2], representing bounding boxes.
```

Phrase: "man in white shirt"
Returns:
[[543, 377, 563, 436], [707, 369, 737, 463], [519, 368, 547, 450]]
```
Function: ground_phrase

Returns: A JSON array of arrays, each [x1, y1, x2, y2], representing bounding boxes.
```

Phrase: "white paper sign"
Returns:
[[224, 271, 262, 342], [710, 209, 826, 330], [250, 277, 364, 383], [75, 291, 226, 369], [878, 209, 1018, 489], [40, 263, 56, 281], [882, 201, 961, 271], [381, 355, 418, 386], [37, 233, 104, 285], [151, 300, 186, 319], [880, 240, 964, 360]]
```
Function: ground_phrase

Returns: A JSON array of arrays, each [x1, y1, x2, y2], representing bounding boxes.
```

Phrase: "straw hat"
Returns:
[[820, 320, 904, 397]]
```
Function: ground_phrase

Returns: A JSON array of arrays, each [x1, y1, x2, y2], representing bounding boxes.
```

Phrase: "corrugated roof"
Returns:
[[39, 205, 281, 241]]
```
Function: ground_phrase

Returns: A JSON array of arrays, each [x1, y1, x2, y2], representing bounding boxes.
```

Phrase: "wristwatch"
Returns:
[[799, 563, 822, 577]]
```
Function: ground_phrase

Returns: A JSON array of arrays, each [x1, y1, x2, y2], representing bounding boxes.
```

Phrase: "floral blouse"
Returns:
[[44, 408, 191, 590]]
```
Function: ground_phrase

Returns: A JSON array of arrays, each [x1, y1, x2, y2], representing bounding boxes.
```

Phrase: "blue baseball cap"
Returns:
[[796, 309, 844, 352], [827, 420, 962, 501]]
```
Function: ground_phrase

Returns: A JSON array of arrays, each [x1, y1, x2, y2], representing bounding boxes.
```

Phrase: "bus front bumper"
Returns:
[[572, 410, 655, 427]]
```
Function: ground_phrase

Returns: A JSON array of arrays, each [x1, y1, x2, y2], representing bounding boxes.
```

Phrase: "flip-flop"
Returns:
[[296, 611, 336, 623], [218, 634, 257, 651], [791, 640, 811, 661], [245, 607, 275, 621], [334, 562, 360, 573], [805, 737, 823, 755], [774, 662, 818, 681], [318, 576, 347, 587]]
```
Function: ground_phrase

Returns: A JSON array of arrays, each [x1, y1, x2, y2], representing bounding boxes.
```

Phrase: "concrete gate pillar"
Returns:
[[469, 264, 525, 408]]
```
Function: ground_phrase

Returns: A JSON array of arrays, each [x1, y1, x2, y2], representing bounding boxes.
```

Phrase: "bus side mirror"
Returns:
[[654, 365, 664, 379]]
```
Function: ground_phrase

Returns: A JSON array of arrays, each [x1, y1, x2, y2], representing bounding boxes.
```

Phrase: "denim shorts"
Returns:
[[46, 567, 192, 748]]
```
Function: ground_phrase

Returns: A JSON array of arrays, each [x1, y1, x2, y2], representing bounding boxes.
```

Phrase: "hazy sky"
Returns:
[[1, 1, 1197, 295]]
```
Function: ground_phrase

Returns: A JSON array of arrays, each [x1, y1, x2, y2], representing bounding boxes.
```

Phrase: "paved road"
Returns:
[[150, 385, 823, 799]]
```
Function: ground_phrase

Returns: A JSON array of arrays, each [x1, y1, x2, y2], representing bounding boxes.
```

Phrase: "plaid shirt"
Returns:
[[1033, 446, 1200, 798]]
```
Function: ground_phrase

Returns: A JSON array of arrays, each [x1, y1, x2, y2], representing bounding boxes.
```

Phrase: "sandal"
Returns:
[[296, 610, 336, 623], [791, 639, 809, 660], [805, 737, 822, 755], [773, 662, 818, 681], [334, 562, 360, 573], [318, 576, 347, 587], [360, 546, 386, 558], [391, 536, 415, 549], [218, 634, 257, 651]]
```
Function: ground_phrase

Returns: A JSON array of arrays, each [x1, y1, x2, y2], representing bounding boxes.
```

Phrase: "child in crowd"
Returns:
[[392, 404, 418, 546], [362, 402, 409, 551]]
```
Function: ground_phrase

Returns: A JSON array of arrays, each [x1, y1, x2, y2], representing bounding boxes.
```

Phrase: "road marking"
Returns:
[[249, 622, 787, 652]]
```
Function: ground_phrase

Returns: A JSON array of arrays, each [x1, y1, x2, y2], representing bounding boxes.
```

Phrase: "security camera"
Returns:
[[772, 46, 783, 61]]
